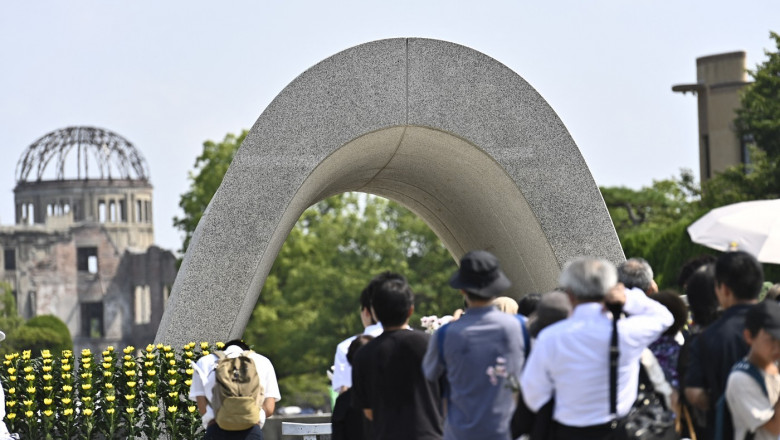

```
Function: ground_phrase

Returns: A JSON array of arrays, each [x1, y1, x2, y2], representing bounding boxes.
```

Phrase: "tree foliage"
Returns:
[[736, 32, 780, 160]]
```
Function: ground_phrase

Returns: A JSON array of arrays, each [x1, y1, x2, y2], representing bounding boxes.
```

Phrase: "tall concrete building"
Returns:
[[673, 51, 752, 182], [0, 126, 177, 354]]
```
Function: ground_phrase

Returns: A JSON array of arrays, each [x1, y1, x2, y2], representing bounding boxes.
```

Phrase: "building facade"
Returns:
[[673, 51, 752, 182], [0, 126, 177, 354]]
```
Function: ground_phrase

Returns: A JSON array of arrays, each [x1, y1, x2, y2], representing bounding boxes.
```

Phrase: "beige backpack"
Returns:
[[211, 351, 265, 431]]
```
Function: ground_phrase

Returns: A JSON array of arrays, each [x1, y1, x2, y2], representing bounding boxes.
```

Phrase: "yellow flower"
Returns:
[[43, 386, 52, 392], [63, 408, 73, 416], [6, 401, 14, 408], [149, 406, 159, 413], [42, 350, 51, 358], [61, 373, 71, 380], [186, 369, 194, 376], [165, 352, 175, 359], [125, 394, 136, 401], [43, 374, 52, 381], [105, 383, 114, 389], [168, 359, 176, 366], [83, 363, 91, 369], [24, 411, 32, 418], [22, 350, 31, 360], [148, 393, 157, 399], [62, 365, 72, 372], [127, 381, 136, 388], [144, 361, 154, 368], [44, 410, 53, 417], [185, 379, 192, 386], [103, 356, 113, 362], [23, 367, 32, 373], [7, 387, 14, 395], [107, 346, 114, 352], [126, 408, 135, 414], [8, 375, 15, 382], [168, 406, 178, 413], [168, 369, 177, 375], [62, 398, 71, 405], [82, 397, 92, 403], [103, 372, 112, 377], [7, 367, 15, 374], [169, 379, 177, 386], [145, 380, 153, 387], [123, 355, 132, 361], [216, 342, 225, 349], [6, 413, 14, 420], [63, 350, 73, 358], [44, 398, 53, 405], [147, 370, 156, 376], [163, 345, 172, 352], [124, 346, 135, 354], [107, 408, 115, 414], [188, 405, 197, 413], [81, 349, 92, 357], [4, 354, 14, 361], [80, 372, 92, 379], [42, 366, 52, 373], [25, 387, 34, 394], [146, 345, 154, 353], [185, 351, 194, 358], [168, 391, 178, 398], [156, 343, 164, 349], [23, 400, 32, 407], [106, 395, 116, 402], [103, 363, 111, 369], [201, 350, 210, 356], [24, 375, 34, 381], [63, 385, 73, 392], [125, 370, 136, 377], [83, 408, 93, 416], [81, 384, 91, 390], [200, 342, 209, 350]]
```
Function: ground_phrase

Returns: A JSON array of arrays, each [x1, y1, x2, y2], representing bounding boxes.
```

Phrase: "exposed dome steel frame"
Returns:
[[16, 126, 150, 183]]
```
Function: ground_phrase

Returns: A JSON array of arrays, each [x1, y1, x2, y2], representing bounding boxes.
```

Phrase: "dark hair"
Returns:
[[649, 290, 688, 336], [684, 263, 719, 327], [372, 278, 414, 327], [677, 254, 717, 289], [346, 334, 374, 365], [715, 251, 764, 300], [224, 339, 250, 351], [360, 272, 407, 312], [518, 293, 542, 317], [617, 258, 654, 292]]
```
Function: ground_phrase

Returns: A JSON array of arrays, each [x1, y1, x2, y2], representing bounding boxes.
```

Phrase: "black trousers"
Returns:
[[204, 423, 264, 440], [553, 421, 614, 440]]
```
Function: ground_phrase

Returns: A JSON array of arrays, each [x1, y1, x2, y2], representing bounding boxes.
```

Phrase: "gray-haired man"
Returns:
[[520, 257, 672, 440]]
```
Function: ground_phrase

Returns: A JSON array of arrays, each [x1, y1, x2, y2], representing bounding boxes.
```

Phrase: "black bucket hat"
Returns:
[[449, 250, 511, 298]]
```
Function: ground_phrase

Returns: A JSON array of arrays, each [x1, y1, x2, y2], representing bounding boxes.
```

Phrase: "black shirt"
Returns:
[[352, 329, 443, 440], [685, 304, 751, 437]]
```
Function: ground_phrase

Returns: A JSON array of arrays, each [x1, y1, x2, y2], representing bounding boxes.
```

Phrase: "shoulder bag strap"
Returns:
[[515, 314, 531, 361], [608, 304, 622, 417]]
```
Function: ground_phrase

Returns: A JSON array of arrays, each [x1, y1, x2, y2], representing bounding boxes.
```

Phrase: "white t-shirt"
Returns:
[[726, 367, 780, 440], [331, 322, 383, 391], [189, 346, 281, 427]]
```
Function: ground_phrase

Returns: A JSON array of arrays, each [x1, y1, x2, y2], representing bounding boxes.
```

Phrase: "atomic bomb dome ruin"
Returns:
[[2, 126, 177, 353]]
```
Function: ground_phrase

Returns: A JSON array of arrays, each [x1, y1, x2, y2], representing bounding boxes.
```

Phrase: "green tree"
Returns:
[[173, 130, 248, 254], [0, 282, 23, 356], [736, 32, 780, 160]]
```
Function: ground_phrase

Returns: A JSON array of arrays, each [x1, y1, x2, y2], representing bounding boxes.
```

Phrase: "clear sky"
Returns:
[[1, 1, 778, 254]]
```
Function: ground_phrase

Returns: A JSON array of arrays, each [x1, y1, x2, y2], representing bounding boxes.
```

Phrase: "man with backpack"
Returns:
[[724, 300, 780, 440], [189, 339, 281, 440], [422, 250, 525, 440]]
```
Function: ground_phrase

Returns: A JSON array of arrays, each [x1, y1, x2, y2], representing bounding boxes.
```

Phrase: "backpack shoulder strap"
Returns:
[[732, 359, 768, 397], [515, 314, 531, 361], [436, 322, 450, 367]]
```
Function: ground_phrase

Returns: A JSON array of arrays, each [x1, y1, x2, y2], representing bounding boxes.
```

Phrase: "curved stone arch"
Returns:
[[156, 38, 623, 346]]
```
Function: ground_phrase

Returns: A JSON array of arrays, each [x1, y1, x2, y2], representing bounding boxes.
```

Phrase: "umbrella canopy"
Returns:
[[688, 199, 780, 264]]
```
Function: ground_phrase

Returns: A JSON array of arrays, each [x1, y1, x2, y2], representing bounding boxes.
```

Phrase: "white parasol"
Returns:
[[687, 199, 780, 264]]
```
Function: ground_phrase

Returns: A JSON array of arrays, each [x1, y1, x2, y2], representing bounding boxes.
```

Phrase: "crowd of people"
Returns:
[[187, 249, 780, 440]]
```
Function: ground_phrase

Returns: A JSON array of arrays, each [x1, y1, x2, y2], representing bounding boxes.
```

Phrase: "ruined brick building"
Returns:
[[0, 126, 177, 354]]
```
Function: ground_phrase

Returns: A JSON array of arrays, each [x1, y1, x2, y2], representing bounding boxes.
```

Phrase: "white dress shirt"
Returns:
[[520, 288, 673, 427], [331, 322, 383, 391]]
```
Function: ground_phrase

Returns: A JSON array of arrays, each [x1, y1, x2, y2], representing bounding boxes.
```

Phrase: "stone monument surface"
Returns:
[[156, 38, 623, 346]]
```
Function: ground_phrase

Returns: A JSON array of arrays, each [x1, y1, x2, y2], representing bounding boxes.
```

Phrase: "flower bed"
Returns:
[[0, 342, 225, 439]]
